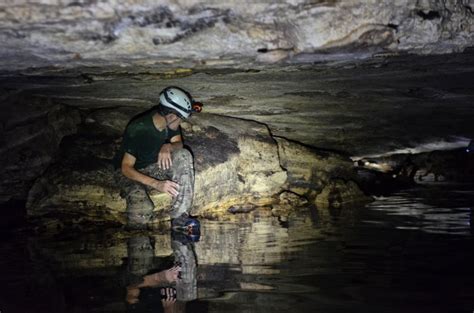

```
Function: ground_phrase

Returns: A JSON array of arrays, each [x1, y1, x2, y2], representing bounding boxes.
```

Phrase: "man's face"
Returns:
[[165, 113, 182, 131]]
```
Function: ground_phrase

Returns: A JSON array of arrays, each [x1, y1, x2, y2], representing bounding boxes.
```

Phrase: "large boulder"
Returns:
[[26, 108, 368, 227], [26, 112, 288, 225], [184, 114, 287, 217]]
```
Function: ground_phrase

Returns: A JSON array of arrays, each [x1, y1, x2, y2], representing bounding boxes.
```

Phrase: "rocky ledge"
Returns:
[[24, 108, 370, 228]]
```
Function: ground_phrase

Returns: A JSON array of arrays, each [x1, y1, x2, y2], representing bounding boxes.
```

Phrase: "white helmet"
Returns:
[[159, 86, 193, 119]]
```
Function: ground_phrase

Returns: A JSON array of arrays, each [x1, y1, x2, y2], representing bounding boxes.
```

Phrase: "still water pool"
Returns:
[[1, 184, 473, 313]]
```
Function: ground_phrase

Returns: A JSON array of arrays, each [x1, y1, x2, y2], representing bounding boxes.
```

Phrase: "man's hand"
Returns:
[[126, 286, 140, 304], [161, 288, 177, 313], [151, 179, 179, 197], [163, 265, 181, 283], [158, 143, 173, 170]]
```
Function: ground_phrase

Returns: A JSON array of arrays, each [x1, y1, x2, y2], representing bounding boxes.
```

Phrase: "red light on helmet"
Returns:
[[192, 102, 203, 113]]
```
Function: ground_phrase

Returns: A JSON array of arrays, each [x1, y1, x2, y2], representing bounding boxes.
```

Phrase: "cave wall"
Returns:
[[0, 0, 473, 70], [0, 94, 81, 204]]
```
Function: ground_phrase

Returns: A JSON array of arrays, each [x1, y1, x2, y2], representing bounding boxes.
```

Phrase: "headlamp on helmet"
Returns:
[[159, 86, 203, 119]]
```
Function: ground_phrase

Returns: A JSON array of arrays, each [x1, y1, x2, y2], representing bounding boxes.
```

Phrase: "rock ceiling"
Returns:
[[0, 0, 473, 70]]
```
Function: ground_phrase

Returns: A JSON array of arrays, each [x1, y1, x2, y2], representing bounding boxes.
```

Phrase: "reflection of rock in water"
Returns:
[[356, 148, 474, 186], [46, 213, 351, 271], [126, 236, 155, 285], [471, 208, 474, 235], [0, 240, 67, 313], [413, 149, 474, 183], [24, 207, 360, 304]]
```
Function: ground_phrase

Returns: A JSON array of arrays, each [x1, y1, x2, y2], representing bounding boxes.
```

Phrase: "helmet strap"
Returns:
[[159, 104, 185, 120], [165, 115, 181, 128]]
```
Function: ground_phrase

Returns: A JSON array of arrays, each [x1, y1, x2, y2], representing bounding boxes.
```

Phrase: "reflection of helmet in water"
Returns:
[[172, 218, 201, 244], [159, 86, 193, 119]]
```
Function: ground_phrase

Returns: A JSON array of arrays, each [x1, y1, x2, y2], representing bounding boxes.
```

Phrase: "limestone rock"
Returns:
[[358, 148, 474, 183], [270, 191, 309, 220], [0, 96, 81, 204], [278, 191, 308, 207], [274, 137, 371, 216], [182, 114, 288, 217], [26, 107, 371, 226], [85, 107, 144, 137], [26, 112, 288, 224], [1, 1, 473, 70], [228, 204, 256, 214], [315, 179, 369, 210], [274, 136, 365, 200]]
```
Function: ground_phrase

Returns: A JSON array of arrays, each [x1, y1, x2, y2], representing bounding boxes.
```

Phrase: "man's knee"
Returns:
[[172, 148, 193, 165]]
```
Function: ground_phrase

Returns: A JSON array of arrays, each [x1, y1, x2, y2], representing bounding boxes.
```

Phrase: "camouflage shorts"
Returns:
[[115, 149, 194, 226]]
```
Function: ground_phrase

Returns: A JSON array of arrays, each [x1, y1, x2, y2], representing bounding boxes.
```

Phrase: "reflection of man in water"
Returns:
[[124, 232, 198, 312], [126, 265, 181, 305], [124, 236, 180, 309]]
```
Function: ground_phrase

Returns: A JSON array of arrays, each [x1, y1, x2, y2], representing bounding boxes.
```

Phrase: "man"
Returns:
[[114, 86, 202, 229]]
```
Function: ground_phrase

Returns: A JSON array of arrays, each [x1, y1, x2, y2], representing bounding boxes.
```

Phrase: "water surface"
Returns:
[[1, 184, 473, 313]]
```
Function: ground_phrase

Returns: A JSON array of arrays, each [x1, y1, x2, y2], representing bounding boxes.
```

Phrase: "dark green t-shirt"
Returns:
[[114, 110, 181, 169]]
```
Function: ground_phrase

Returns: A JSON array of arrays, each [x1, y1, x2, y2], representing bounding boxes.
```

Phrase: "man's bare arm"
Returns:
[[121, 152, 179, 196], [158, 134, 183, 170], [168, 134, 184, 150]]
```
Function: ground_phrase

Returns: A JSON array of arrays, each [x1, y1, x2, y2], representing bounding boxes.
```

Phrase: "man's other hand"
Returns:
[[152, 179, 179, 197], [125, 286, 140, 304], [158, 143, 173, 170]]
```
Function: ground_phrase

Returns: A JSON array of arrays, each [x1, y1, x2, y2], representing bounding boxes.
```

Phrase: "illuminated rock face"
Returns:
[[0, 0, 473, 70], [25, 110, 364, 226]]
